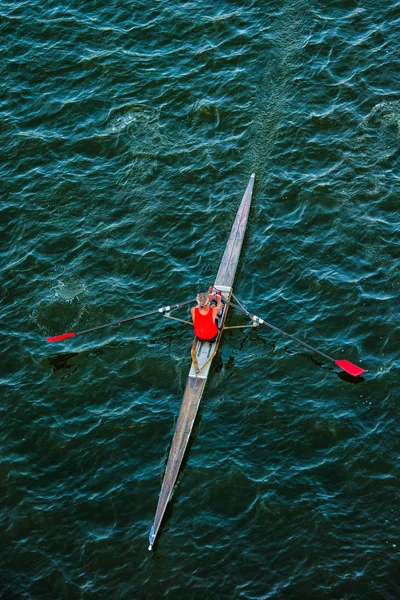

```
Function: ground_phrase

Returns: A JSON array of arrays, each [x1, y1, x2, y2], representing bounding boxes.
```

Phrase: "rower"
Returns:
[[191, 291, 223, 343]]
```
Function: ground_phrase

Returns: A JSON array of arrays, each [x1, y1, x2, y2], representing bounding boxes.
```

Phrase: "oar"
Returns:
[[46, 299, 195, 343], [227, 300, 365, 377]]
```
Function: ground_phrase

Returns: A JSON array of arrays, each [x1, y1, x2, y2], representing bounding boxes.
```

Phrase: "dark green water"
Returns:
[[1, 0, 399, 598]]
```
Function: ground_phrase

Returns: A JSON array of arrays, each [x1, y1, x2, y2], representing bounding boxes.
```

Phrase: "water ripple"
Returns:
[[1, 0, 399, 598]]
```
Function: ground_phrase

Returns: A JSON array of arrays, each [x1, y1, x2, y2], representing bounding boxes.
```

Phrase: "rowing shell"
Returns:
[[148, 173, 255, 550]]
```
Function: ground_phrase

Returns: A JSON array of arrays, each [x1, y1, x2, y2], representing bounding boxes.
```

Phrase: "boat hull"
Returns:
[[148, 375, 207, 548], [148, 174, 255, 550]]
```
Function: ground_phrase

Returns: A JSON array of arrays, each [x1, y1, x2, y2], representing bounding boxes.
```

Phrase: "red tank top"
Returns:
[[193, 307, 218, 340]]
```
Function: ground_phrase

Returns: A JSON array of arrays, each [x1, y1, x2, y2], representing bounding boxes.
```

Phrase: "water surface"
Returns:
[[1, 0, 399, 598]]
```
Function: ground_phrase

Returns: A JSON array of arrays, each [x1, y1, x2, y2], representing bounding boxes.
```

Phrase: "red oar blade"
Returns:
[[335, 359, 365, 377], [46, 332, 76, 343]]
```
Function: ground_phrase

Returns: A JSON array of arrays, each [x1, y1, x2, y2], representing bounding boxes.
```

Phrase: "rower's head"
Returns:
[[196, 292, 209, 309]]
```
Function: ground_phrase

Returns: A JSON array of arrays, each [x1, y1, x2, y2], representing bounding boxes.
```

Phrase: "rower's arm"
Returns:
[[213, 295, 223, 316]]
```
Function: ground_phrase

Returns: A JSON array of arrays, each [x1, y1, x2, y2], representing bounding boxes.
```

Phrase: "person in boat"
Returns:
[[191, 291, 223, 343]]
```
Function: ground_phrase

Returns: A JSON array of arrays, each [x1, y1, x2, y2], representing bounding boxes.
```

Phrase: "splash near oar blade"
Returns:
[[334, 360, 365, 377], [46, 332, 76, 343]]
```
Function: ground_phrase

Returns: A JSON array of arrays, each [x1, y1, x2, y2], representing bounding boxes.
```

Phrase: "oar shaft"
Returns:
[[227, 301, 335, 363], [47, 299, 194, 342], [76, 299, 194, 336]]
